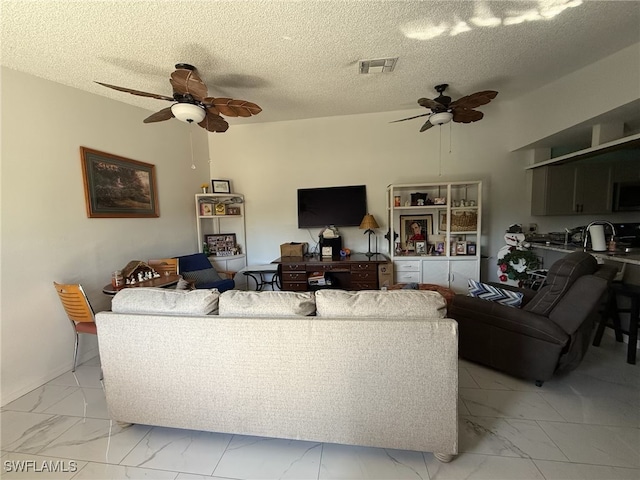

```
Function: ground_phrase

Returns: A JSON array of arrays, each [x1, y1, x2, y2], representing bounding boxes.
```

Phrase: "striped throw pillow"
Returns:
[[468, 279, 523, 308]]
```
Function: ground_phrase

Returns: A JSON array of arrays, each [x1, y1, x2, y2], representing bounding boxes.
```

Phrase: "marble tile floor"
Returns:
[[1, 338, 638, 480]]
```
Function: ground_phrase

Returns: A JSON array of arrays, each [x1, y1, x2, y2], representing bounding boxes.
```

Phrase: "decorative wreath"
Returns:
[[497, 247, 540, 282]]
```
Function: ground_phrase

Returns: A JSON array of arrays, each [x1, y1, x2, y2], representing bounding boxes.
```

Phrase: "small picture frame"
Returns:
[[435, 241, 445, 254], [211, 179, 231, 193], [456, 241, 467, 255], [415, 240, 427, 255], [226, 206, 241, 215], [214, 203, 226, 215], [467, 243, 477, 255], [200, 203, 213, 216], [205, 233, 237, 256]]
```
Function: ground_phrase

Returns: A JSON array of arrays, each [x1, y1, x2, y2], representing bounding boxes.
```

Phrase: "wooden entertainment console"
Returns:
[[274, 254, 389, 291]]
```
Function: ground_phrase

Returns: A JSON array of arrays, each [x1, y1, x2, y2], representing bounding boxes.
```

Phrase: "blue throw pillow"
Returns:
[[468, 279, 523, 308]]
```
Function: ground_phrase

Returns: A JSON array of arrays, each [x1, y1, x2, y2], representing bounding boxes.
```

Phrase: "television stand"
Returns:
[[273, 253, 389, 291]]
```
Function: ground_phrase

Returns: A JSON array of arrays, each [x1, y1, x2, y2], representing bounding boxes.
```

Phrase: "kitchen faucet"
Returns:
[[583, 221, 616, 250]]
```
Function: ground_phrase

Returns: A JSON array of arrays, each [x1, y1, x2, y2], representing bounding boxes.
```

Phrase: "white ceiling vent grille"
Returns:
[[359, 57, 398, 74]]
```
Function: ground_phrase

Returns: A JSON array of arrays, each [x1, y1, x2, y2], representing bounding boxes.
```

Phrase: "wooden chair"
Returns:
[[148, 258, 178, 276], [53, 282, 97, 372]]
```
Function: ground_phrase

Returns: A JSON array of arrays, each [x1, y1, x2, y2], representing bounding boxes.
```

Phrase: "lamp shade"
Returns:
[[430, 111, 453, 126], [171, 103, 206, 123], [359, 214, 379, 230]]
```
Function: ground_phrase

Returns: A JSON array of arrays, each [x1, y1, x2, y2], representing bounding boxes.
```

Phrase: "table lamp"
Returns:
[[359, 214, 380, 257]]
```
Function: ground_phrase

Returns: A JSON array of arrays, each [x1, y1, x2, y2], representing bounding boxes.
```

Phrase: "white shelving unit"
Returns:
[[195, 193, 247, 275], [387, 181, 482, 293]]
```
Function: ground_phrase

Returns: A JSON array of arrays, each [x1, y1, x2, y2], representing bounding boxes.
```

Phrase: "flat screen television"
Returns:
[[297, 185, 367, 228]]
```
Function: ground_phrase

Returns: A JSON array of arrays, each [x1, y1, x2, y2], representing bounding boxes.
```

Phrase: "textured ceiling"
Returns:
[[2, 1, 639, 130]]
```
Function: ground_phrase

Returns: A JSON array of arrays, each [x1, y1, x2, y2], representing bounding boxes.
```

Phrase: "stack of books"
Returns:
[[308, 272, 331, 287]]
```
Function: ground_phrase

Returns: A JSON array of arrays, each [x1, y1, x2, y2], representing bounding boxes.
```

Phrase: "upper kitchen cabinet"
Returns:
[[531, 160, 612, 215]]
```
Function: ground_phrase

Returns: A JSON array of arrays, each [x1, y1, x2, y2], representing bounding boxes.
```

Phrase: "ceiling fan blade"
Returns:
[[418, 98, 447, 112], [201, 99, 220, 116], [206, 98, 262, 117], [419, 119, 434, 132], [170, 68, 208, 101], [198, 111, 229, 133], [390, 113, 431, 123], [95, 82, 174, 101], [452, 109, 484, 123], [450, 91, 498, 110], [143, 107, 174, 123]]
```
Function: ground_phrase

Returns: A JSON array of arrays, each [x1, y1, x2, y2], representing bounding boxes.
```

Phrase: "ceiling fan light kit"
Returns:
[[171, 103, 206, 123], [430, 112, 453, 126]]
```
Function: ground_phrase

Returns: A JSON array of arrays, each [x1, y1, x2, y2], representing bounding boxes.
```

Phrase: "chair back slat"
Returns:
[[53, 282, 95, 323], [148, 258, 178, 275]]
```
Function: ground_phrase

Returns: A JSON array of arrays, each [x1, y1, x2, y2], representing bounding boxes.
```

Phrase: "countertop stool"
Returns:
[[593, 282, 640, 364]]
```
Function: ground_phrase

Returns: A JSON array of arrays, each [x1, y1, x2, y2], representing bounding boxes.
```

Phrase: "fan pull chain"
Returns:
[[449, 121, 452, 153], [438, 126, 443, 177], [189, 128, 196, 169]]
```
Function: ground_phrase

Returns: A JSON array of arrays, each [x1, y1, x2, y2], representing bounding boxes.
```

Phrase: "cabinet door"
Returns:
[[575, 163, 612, 214], [449, 260, 478, 294], [421, 261, 448, 285], [531, 165, 576, 215]]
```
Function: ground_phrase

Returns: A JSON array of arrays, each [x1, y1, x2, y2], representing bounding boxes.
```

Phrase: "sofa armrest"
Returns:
[[449, 294, 568, 344]]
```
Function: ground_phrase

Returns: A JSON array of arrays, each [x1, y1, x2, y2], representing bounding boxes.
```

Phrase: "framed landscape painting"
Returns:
[[81, 147, 159, 218]]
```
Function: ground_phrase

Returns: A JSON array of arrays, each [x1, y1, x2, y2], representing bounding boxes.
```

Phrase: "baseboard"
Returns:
[[602, 328, 640, 348], [1, 348, 99, 406]]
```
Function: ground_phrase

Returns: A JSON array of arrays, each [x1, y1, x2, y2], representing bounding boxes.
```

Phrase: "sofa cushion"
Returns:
[[468, 279, 524, 308], [315, 289, 447, 318], [112, 287, 220, 316], [219, 290, 316, 317]]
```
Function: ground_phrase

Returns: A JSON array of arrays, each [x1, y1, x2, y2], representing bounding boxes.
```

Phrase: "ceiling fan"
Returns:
[[96, 63, 262, 133], [391, 84, 498, 132]]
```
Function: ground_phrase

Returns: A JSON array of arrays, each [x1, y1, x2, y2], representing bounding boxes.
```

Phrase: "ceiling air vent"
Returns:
[[359, 57, 398, 74]]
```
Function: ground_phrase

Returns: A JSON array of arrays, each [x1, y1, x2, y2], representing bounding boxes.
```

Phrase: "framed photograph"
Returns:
[[456, 241, 468, 255], [400, 214, 433, 249], [211, 179, 231, 193], [205, 233, 237, 256], [80, 147, 158, 218], [415, 240, 427, 255], [200, 203, 214, 216], [467, 243, 477, 255], [227, 206, 241, 215], [435, 241, 445, 254]]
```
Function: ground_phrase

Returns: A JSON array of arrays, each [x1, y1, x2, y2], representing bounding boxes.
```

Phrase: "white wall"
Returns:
[[507, 42, 640, 151], [1, 68, 209, 404], [208, 101, 526, 271]]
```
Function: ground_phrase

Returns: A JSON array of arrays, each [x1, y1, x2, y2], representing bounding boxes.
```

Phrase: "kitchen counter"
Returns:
[[531, 243, 640, 266]]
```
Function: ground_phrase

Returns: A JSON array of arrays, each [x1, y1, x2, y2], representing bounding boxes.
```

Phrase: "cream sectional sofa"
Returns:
[[96, 288, 458, 462]]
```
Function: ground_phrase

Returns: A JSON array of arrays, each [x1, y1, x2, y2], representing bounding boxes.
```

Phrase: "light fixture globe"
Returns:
[[171, 103, 206, 123], [430, 111, 453, 126]]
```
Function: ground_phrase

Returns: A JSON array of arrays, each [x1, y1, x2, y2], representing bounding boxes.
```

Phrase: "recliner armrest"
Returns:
[[449, 294, 568, 344]]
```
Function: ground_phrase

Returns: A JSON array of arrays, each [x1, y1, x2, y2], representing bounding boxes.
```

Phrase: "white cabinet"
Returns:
[[387, 181, 482, 293], [195, 193, 247, 275]]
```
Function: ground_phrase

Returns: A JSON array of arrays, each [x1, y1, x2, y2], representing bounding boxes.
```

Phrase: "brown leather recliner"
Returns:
[[449, 252, 616, 386]]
